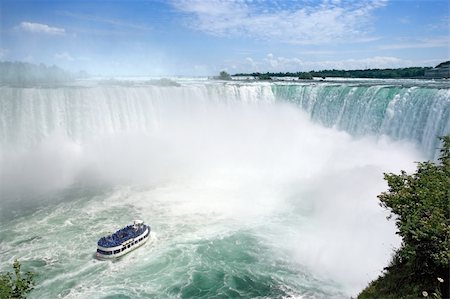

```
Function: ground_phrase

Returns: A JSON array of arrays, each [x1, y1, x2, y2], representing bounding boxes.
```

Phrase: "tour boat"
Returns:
[[96, 220, 150, 259]]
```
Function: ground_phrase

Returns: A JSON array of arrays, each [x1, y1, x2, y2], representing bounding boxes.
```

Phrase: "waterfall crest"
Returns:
[[1, 81, 449, 158], [273, 83, 450, 158]]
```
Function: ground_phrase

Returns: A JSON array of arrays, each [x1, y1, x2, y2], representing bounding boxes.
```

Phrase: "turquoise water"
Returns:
[[1, 184, 346, 298], [0, 79, 447, 298], [272, 82, 450, 159]]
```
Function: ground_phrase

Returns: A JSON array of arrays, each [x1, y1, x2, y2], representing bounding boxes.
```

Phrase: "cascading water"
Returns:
[[0, 83, 275, 147], [272, 82, 450, 159], [0, 79, 447, 298]]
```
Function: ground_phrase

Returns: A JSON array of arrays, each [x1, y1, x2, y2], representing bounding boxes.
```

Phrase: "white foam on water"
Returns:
[[0, 81, 430, 298]]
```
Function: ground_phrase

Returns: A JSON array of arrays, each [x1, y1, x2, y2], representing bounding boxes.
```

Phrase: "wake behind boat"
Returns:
[[96, 220, 150, 259]]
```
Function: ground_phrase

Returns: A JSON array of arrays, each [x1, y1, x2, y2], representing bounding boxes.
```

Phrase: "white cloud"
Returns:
[[23, 55, 34, 62], [55, 52, 74, 61], [236, 54, 438, 73], [19, 22, 65, 35], [0, 48, 8, 59], [379, 37, 450, 50], [77, 56, 91, 61], [245, 57, 257, 69], [306, 56, 412, 70], [59, 11, 151, 31], [172, 0, 387, 44], [398, 17, 410, 24]]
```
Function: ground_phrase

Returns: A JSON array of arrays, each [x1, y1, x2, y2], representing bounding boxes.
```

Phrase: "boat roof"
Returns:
[[98, 223, 148, 248]]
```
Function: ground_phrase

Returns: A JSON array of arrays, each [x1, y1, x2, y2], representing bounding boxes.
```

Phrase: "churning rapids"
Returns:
[[0, 78, 449, 298]]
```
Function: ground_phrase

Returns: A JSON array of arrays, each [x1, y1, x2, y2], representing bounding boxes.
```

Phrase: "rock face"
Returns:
[[425, 61, 450, 78]]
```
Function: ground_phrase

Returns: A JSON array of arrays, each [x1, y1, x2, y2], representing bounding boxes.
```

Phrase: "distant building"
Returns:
[[425, 61, 450, 78]]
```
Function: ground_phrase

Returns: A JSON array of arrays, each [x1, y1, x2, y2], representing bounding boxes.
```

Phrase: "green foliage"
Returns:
[[257, 73, 272, 80], [359, 252, 421, 299], [298, 72, 313, 80], [217, 71, 232, 80], [435, 61, 450, 69], [0, 260, 34, 299], [359, 136, 450, 299], [379, 136, 450, 273], [234, 66, 431, 79], [0, 61, 75, 86]]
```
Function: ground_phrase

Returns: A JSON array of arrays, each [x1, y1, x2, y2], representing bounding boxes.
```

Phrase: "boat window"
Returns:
[[97, 249, 112, 255], [114, 250, 120, 254]]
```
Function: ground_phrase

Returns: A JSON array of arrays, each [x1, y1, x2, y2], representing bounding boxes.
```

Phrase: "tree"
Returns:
[[258, 73, 272, 80], [235, 66, 431, 79], [359, 136, 450, 298], [0, 61, 75, 85], [0, 260, 34, 299], [298, 72, 313, 80], [217, 71, 232, 80]]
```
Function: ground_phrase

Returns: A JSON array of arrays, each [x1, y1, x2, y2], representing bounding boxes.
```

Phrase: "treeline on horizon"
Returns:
[[234, 66, 432, 79], [0, 61, 87, 85]]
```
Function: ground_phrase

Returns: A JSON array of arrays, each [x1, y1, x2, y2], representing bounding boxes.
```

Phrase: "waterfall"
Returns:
[[272, 83, 450, 158], [1, 79, 441, 298], [1, 81, 448, 158], [0, 83, 275, 148]]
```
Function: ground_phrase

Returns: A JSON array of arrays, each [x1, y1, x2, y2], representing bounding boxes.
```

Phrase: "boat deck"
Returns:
[[97, 224, 148, 248]]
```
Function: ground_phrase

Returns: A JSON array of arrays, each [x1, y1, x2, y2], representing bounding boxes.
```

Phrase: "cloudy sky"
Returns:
[[0, 0, 448, 75]]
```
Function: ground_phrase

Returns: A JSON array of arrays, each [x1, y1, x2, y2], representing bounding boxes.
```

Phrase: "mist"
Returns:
[[0, 82, 424, 296]]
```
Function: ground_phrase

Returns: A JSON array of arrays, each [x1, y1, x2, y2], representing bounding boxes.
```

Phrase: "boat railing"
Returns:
[[98, 224, 148, 247]]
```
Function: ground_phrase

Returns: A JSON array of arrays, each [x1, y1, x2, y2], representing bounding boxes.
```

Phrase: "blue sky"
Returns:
[[0, 0, 448, 75]]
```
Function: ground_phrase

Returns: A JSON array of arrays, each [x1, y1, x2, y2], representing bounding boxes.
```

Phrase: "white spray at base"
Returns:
[[0, 81, 431, 297]]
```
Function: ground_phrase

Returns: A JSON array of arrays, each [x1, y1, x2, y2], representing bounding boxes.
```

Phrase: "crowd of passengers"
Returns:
[[98, 224, 147, 247]]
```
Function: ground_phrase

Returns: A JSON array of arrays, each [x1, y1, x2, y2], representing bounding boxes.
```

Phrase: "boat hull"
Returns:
[[96, 227, 150, 259]]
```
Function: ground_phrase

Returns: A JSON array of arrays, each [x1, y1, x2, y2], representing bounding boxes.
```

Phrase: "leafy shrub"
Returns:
[[359, 136, 450, 298], [0, 260, 34, 299], [217, 71, 232, 80], [298, 72, 313, 80]]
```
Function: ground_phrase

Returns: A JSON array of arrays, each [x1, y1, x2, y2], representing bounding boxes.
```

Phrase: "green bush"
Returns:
[[298, 72, 313, 80], [0, 260, 34, 299], [217, 71, 232, 80], [258, 73, 272, 80], [359, 136, 450, 298]]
